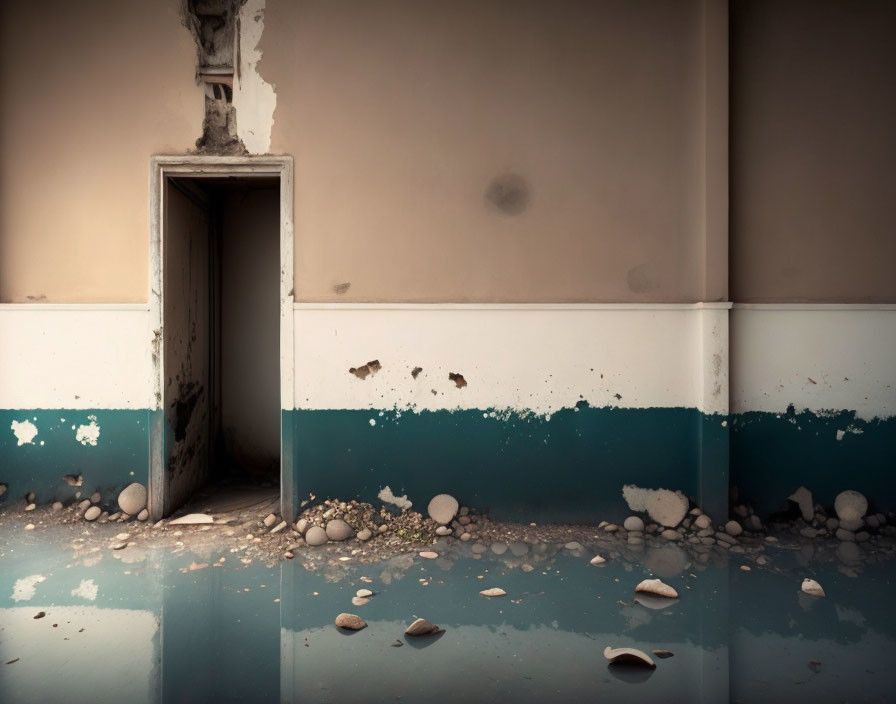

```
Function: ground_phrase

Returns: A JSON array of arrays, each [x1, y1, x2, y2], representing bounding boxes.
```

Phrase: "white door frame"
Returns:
[[148, 155, 295, 520]]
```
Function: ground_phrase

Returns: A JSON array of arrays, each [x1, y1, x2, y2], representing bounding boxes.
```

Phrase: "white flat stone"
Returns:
[[405, 618, 441, 636], [419, 551, 439, 559], [169, 513, 214, 525], [634, 578, 678, 598], [603, 646, 656, 668], [590, 555, 607, 565]]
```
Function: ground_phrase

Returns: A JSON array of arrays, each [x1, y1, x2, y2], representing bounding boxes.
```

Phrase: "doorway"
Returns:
[[149, 157, 295, 521]]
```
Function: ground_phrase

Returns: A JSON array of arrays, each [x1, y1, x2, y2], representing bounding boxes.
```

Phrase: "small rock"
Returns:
[[788, 486, 815, 522], [694, 514, 711, 530], [305, 526, 328, 546], [855, 531, 870, 542], [590, 555, 607, 565], [460, 532, 471, 542], [724, 520, 743, 537], [51, 501, 63, 511], [357, 528, 373, 541], [26, 492, 35, 503], [77, 499, 91, 512], [108, 512, 121, 521], [564, 541, 584, 551], [356, 588, 374, 598], [800, 527, 818, 539], [623, 516, 645, 532], [471, 543, 487, 554], [296, 518, 309, 535], [25, 503, 36, 511], [743, 515, 763, 532], [427, 494, 459, 525], [509, 541, 529, 556], [435, 526, 452, 536], [717, 532, 737, 545], [653, 649, 675, 659], [419, 551, 438, 559], [62, 474, 83, 487], [740, 565, 751, 571], [90, 492, 101, 504], [839, 517, 864, 532], [325, 519, 354, 541], [334, 613, 367, 630], [802, 578, 825, 597], [263, 514, 278, 528], [282, 551, 294, 559], [479, 587, 506, 597], [270, 521, 288, 534], [117, 483, 147, 516], [660, 529, 680, 540], [137, 509, 149, 521], [835, 528, 856, 542], [490, 542, 508, 555], [351, 596, 371, 606], [84, 506, 101, 521], [111, 542, 128, 550], [603, 646, 655, 668], [24, 524, 35, 530], [834, 490, 867, 522], [521, 564, 534, 572], [405, 618, 441, 636], [635, 578, 678, 598], [33, 611, 46, 619]]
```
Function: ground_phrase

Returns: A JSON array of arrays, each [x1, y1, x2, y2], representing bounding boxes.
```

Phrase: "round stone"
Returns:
[[834, 490, 868, 522], [137, 509, 149, 521], [623, 516, 645, 532], [325, 519, 354, 541], [305, 526, 328, 546], [117, 483, 147, 516], [84, 506, 101, 521], [263, 513, 278, 528], [357, 528, 372, 541], [427, 494, 459, 525], [724, 520, 743, 537], [694, 514, 712, 530]]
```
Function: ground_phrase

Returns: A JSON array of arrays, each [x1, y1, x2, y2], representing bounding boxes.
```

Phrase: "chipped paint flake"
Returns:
[[71, 579, 98, 601], [76, 415, 100, 446], [12, 574, 46, 602], [11, 419, 38, 446], [378, 485, 412, 511], [233, 0, 276, 154]]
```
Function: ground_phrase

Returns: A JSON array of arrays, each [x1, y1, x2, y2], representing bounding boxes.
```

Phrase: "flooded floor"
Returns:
[[2, 522, 895, 703]]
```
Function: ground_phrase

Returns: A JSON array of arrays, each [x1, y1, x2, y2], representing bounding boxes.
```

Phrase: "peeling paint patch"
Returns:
[[12, 575, 46, 602], [71, 579, 98, 601], [350, 360, 381, 380], [75, 416, 100, 446], [377, 485, 412, 511], [11, 419, 38, 446], [449, 372, 467, 388], [233, 0, 277, 154]]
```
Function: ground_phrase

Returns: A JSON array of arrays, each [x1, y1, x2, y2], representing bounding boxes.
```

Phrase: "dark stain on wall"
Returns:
[[333, 282, 351, 294], [411, 366, 423, 379], [484, 174, 530, 216], [172, 380, 202, 442]]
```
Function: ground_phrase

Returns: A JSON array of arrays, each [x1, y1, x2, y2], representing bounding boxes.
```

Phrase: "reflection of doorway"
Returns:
[[149, 157, 294, 521]]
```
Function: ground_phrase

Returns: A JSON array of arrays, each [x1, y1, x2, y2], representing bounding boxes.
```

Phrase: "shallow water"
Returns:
[[1, 530, 894, 703]]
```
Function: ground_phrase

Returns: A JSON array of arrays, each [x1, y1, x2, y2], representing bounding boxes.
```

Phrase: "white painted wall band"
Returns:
[[731, 308, 896, 420], [0, 307, 153, 409], [293, 306, 728, 415]]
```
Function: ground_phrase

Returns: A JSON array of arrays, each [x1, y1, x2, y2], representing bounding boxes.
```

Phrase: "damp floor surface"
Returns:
[[2, 527, 895, 704]]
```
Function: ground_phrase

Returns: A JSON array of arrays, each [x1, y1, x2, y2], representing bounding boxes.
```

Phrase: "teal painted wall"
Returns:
[[288, 406, 708, 524], [730, 408, 896, 518], [0, 409, 149, 506]]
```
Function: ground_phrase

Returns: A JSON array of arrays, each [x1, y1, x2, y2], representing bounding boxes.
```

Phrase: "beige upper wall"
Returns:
[[0, 0, 202, 303], [264, 0, 711, 302], [731, 0, 896, 303]]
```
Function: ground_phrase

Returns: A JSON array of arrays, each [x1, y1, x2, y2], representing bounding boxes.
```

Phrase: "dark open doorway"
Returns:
[[159, 174, 281, 517]]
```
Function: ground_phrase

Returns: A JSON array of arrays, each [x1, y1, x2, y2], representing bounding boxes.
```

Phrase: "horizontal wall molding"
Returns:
[[294, 302, 734, 312], [732, 303, 896, 311], [0, 303, 151, 312]]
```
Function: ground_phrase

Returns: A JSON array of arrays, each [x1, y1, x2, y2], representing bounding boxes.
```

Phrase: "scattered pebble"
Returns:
[[305, 526, 328, 546], [653, 649, 675, 659], [263, 514, 278, 528], [84, 506, 101, 521], [479, 587, 506, 597], [801, 578, 825, 597], [334, 613, 367, 631], [405, 618, 442, 636], [419, 551, 439, 559], [603, 646, 655, 668], [590, 555, 607, 565], [635, 578, 678, 599]]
